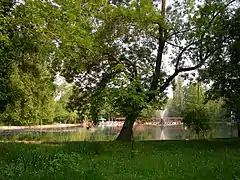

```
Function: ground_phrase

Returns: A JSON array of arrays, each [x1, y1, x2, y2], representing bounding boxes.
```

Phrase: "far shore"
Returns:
[[0, 123, 83, 131]]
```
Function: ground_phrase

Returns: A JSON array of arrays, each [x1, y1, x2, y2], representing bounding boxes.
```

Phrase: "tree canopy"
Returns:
[[197, 4, 240, 124], [0, 0, 239, 140], [167, 78, 227, 135], [0, 0, 57, 125]]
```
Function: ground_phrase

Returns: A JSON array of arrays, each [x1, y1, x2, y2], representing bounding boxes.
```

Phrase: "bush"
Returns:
[[183, 105, 210, 136]]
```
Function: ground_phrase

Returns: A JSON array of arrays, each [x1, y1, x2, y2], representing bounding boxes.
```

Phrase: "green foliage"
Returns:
[[183, 104, 210, 135], [1, 64, 56, 125], [54, 83, 80, 123], [168, 79, 227, 134], [138, 106, 158, 120], [3, 131, 115, 142], [0, 0, 237, 135], [0, 140, 240, 179], [0, 0, 18, 113], [167, 77, 185, 117], [0, 0, 58, 125], [62, 0, 235, 131], [199, 5, 240, 114], [110, 87, 148, 118], [205, 99, 227, 123], [184, 83, 227, 135]]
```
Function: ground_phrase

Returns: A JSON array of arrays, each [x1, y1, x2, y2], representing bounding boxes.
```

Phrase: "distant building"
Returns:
[[151, 117, 183, 125], [164, 117, 183, 124], [115, 117, 125, 121]]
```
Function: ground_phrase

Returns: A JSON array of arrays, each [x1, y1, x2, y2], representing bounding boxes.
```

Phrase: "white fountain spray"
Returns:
[[159, 108, 168, 140]]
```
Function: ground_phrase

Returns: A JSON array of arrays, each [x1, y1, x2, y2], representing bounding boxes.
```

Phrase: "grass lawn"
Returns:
[[0, 139, 240, 180]]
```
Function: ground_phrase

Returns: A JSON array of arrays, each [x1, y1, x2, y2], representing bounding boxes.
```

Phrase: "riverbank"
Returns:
[[0, 123, 83, 131], [0, 124, 84, 136], [0, 139, 239, 179]]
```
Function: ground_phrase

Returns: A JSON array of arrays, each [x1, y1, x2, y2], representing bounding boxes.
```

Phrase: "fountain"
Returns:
[[159, 108, 168, 124], [159, 127, 166, 140], [156, 108, 169, 140]]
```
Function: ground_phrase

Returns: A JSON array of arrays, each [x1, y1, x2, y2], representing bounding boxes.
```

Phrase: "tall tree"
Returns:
[[199, 6, 240, 136], [17, 0, 237, 140], [185, 82, 204, 109], [54, 83, 80, 123], [67, 0, 237, 140], [0, 1, 57, 125], [168, 81, 227, 135], [0, 0, 18, 114], [183, 82, 208, 135], [167, 77, 185, 117]]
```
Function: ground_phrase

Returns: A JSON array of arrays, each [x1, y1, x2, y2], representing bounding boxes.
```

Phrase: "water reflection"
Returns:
[[89, 123, 239, 141], [0, 123, 239, 141]]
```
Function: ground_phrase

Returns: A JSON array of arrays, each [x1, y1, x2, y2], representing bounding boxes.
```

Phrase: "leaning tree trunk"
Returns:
[[235, 103, 240, 137], [238, 122, 240, 138], [116, 116, 136, 141]]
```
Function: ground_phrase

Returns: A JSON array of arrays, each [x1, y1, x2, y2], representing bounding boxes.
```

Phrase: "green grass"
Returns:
[[0, 139, 240, 180], [0, 131, 116, 142]]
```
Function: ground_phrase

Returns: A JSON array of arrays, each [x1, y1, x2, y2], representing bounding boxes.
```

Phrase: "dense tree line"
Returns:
[[199, 7, 240, 119], [167, 77, 227, 134], [0, 1, 78, 125]]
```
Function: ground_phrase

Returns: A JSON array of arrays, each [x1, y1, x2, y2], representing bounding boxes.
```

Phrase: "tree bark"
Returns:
[[235, 101, 240, 137], [238, 122, 240, 138], [116, 116, 135, 141]]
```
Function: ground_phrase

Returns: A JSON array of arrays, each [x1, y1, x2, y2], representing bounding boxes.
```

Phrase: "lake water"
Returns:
[[1, 123, 238, 141], [90, 123, 239, 140]]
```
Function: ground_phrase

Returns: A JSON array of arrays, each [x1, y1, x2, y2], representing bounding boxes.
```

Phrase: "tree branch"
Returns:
[[159, 45, 220, 94], [158, 0, 236, 94], [159, 60, 205, 93], [118, 55, 138, 78], [165, 41, 183, 48], [174, 42, 195, 70], [166, 27, 196, 40]]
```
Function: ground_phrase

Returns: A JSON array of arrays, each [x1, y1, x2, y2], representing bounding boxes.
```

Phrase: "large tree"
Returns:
[[0, 1, 57, 125], [16, 0, 237, 140], [199, 6, 240, 136], [68, 0, 237, 140], [200, 7, 240, 111], [0, 0, 18, 113], [77, 0, 236, 140]]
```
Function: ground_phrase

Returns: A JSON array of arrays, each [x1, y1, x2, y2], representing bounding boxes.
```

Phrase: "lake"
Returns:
[[0, 123, 238, 141]]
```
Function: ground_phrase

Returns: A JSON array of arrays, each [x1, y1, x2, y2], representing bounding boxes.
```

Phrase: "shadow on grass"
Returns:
[[1, 138, 240, 155], [138, 138, 240, 150], [37, 138, 240, 156]]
